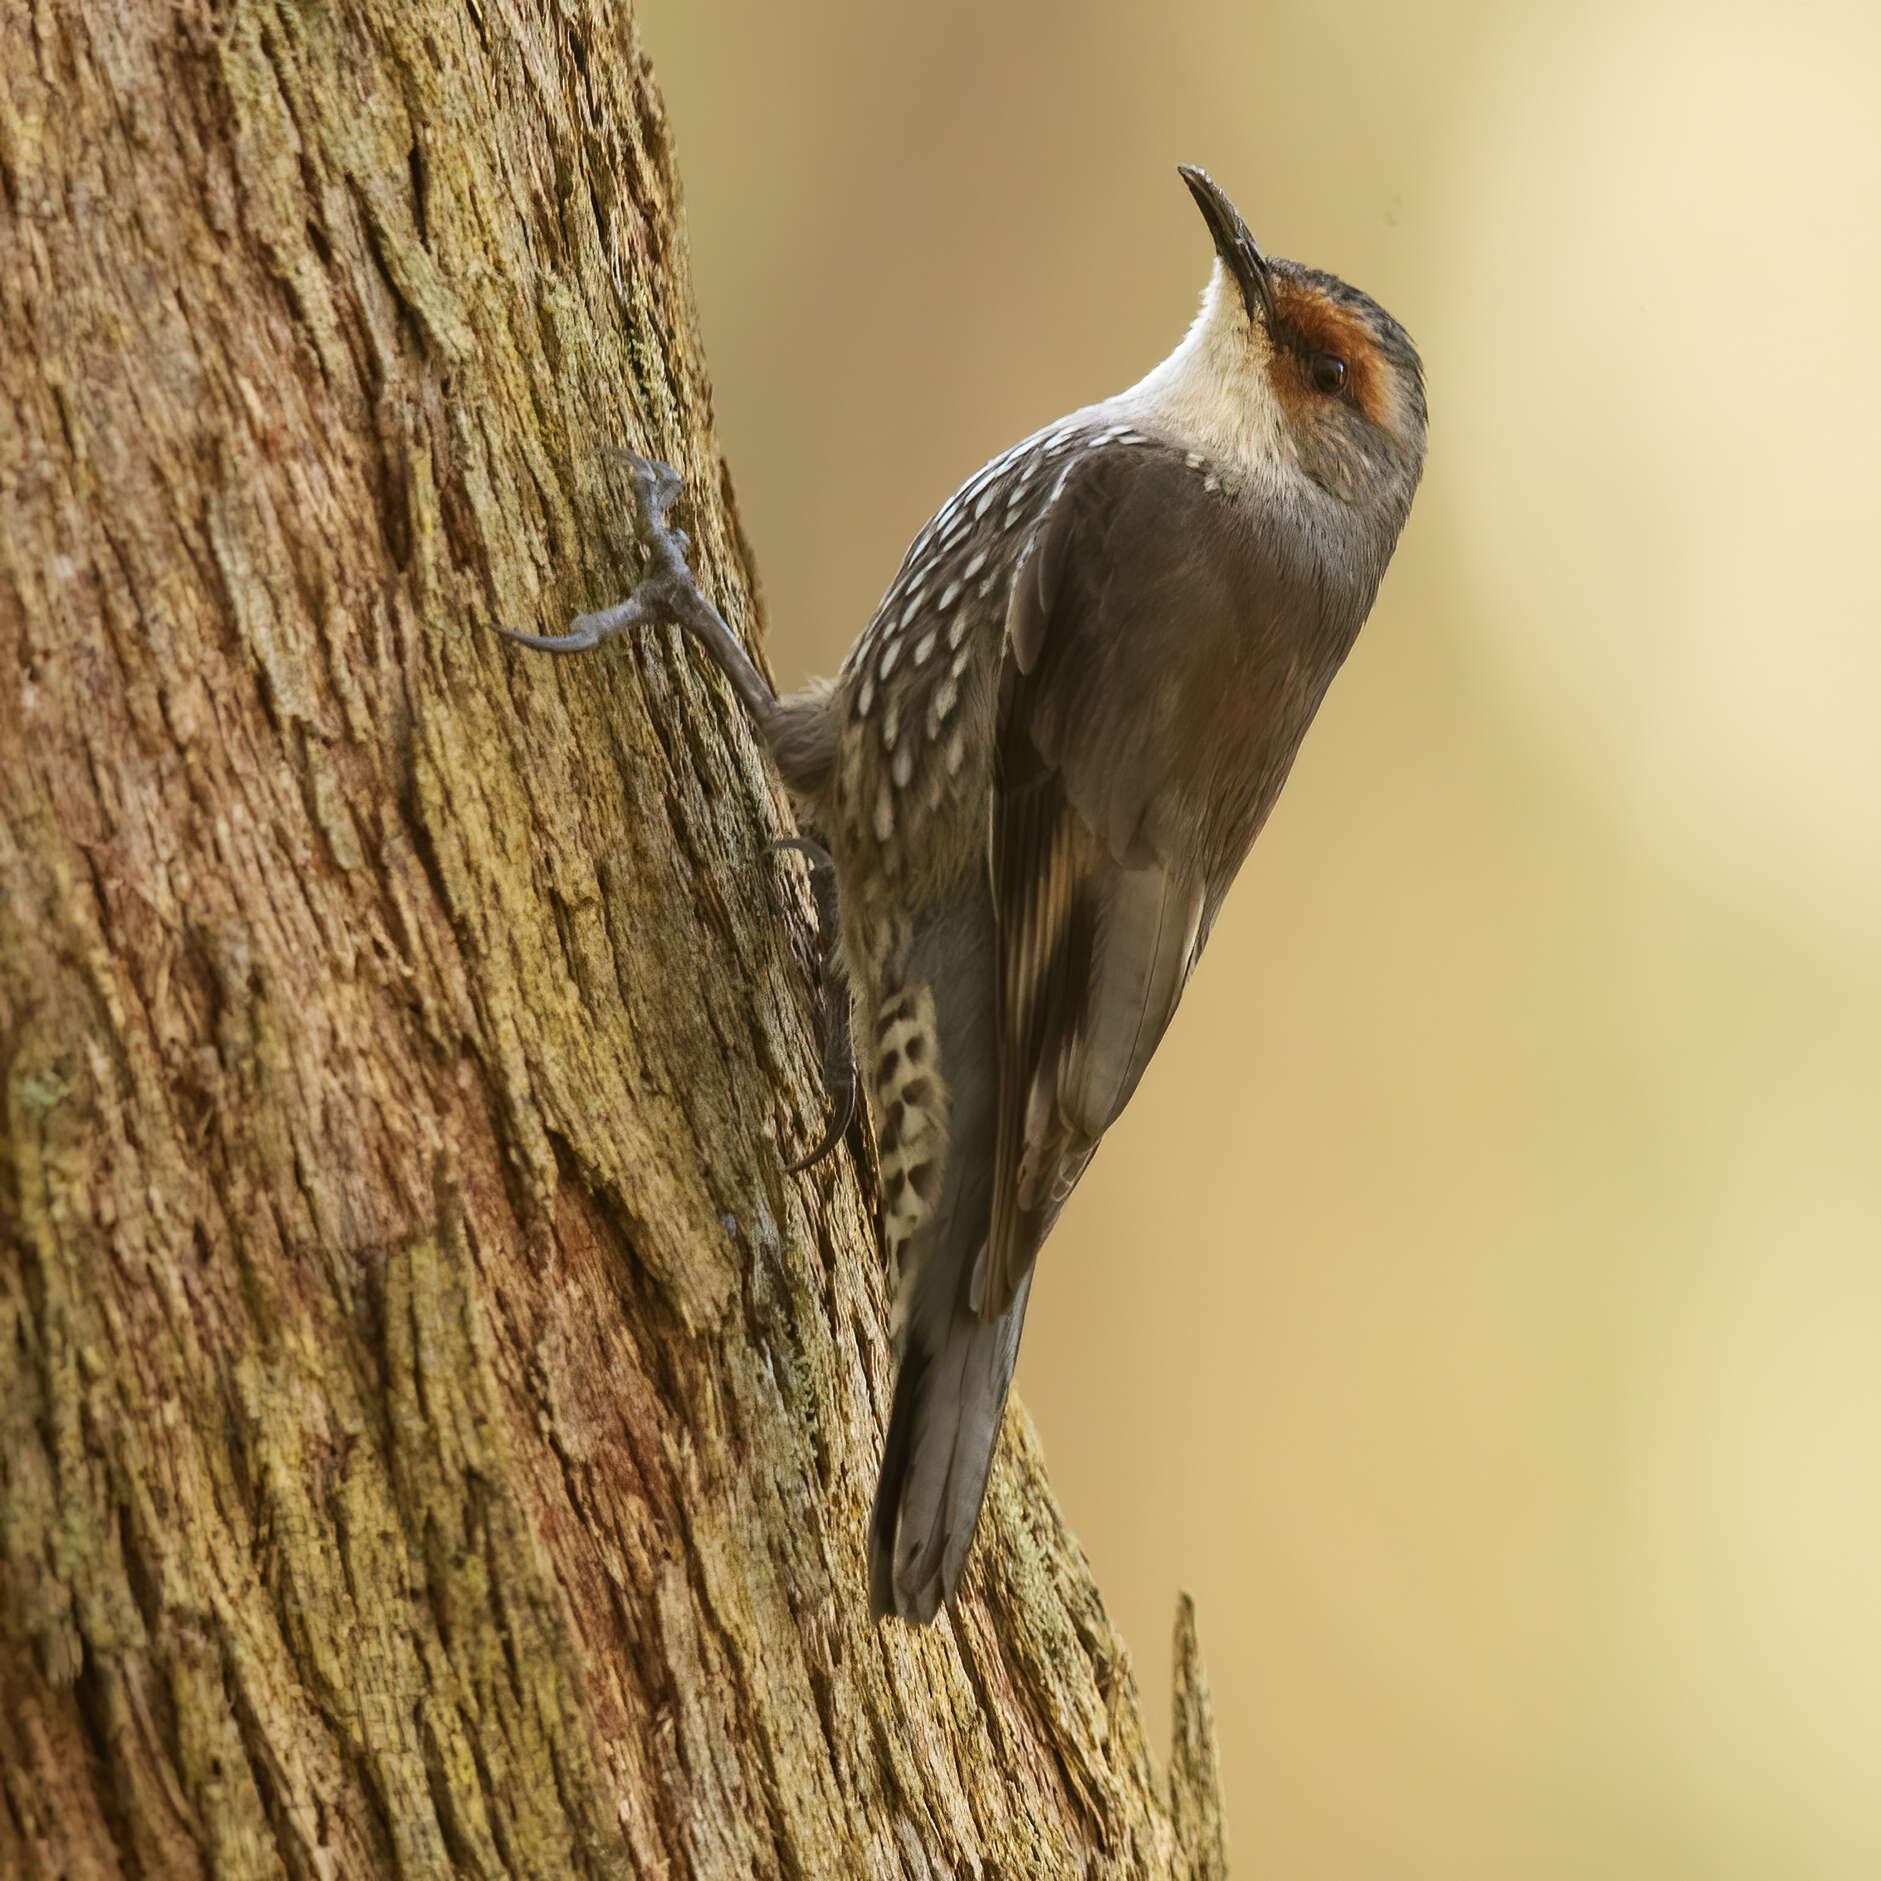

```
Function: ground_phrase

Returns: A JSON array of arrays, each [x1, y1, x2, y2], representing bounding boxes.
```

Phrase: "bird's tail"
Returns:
[[868, 1267, 1034, 1624]]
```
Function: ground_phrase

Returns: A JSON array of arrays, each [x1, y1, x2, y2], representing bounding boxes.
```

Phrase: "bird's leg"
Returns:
[[496, 453, 778, 735], [767, 836, 858, 1173], [496, 454, 856, 1166]]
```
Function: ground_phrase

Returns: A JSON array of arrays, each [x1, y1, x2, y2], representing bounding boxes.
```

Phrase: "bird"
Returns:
[[500, 166, 1427, 1624]]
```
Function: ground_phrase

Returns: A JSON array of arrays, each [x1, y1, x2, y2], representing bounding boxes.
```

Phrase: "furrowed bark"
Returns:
[[0, 0, 1227, 1873]]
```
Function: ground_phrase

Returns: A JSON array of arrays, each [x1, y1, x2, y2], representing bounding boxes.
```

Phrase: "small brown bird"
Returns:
[[504, 167, 1426, 1623]]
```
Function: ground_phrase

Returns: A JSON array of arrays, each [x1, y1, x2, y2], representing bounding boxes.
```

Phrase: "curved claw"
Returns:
[[494, 594, 650, 655], [611, 447, 680, 498], [766, 834, 837, 875], [495, 623, 606, 653], [618, 454, 683, 532], [783, 1070, 858, 1176]]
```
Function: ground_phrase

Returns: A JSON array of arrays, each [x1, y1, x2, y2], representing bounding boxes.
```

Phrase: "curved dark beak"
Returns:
[[1178, 164, 1275, 329]]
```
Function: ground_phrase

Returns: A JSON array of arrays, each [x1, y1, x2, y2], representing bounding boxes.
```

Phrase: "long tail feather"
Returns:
[[869, 1271, 1033, 1623]]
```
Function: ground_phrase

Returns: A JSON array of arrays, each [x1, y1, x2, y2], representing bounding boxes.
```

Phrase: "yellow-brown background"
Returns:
[[638, 0, 1881, 1870]]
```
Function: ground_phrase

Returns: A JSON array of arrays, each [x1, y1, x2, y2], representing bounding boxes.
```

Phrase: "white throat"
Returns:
[[1099, 261, 1297, 494]]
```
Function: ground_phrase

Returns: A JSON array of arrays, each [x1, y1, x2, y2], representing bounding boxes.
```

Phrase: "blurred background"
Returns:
[[636, 0, 1881, 1870]]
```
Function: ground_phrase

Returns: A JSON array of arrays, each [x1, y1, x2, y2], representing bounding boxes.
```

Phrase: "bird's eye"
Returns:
[[1310, 354, 1348, 396]]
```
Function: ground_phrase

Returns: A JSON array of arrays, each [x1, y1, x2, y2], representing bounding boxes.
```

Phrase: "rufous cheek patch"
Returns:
[[1269, 286, 1390, 430]]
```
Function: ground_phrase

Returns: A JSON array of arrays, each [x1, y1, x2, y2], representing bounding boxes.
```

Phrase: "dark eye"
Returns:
[[1310, 354, 1348, 396]]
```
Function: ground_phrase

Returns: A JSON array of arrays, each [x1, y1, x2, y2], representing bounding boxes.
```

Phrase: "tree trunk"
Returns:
[[0, 1, 1226, 1873]]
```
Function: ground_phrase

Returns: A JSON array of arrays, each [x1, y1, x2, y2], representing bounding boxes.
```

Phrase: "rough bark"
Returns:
[[0, 1, 1226, 1874]]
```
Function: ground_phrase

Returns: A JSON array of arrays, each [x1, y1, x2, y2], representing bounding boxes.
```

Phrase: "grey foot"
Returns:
[[767, 836, 858, 1174], [496, 452, 777, 727]]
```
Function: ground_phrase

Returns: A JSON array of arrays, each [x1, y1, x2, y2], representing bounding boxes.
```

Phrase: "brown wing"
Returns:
[[973, 443, 1349, 1320]]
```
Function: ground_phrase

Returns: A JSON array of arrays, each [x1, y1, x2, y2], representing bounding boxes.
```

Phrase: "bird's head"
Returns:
[[1140, 167, 1426, 528]]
